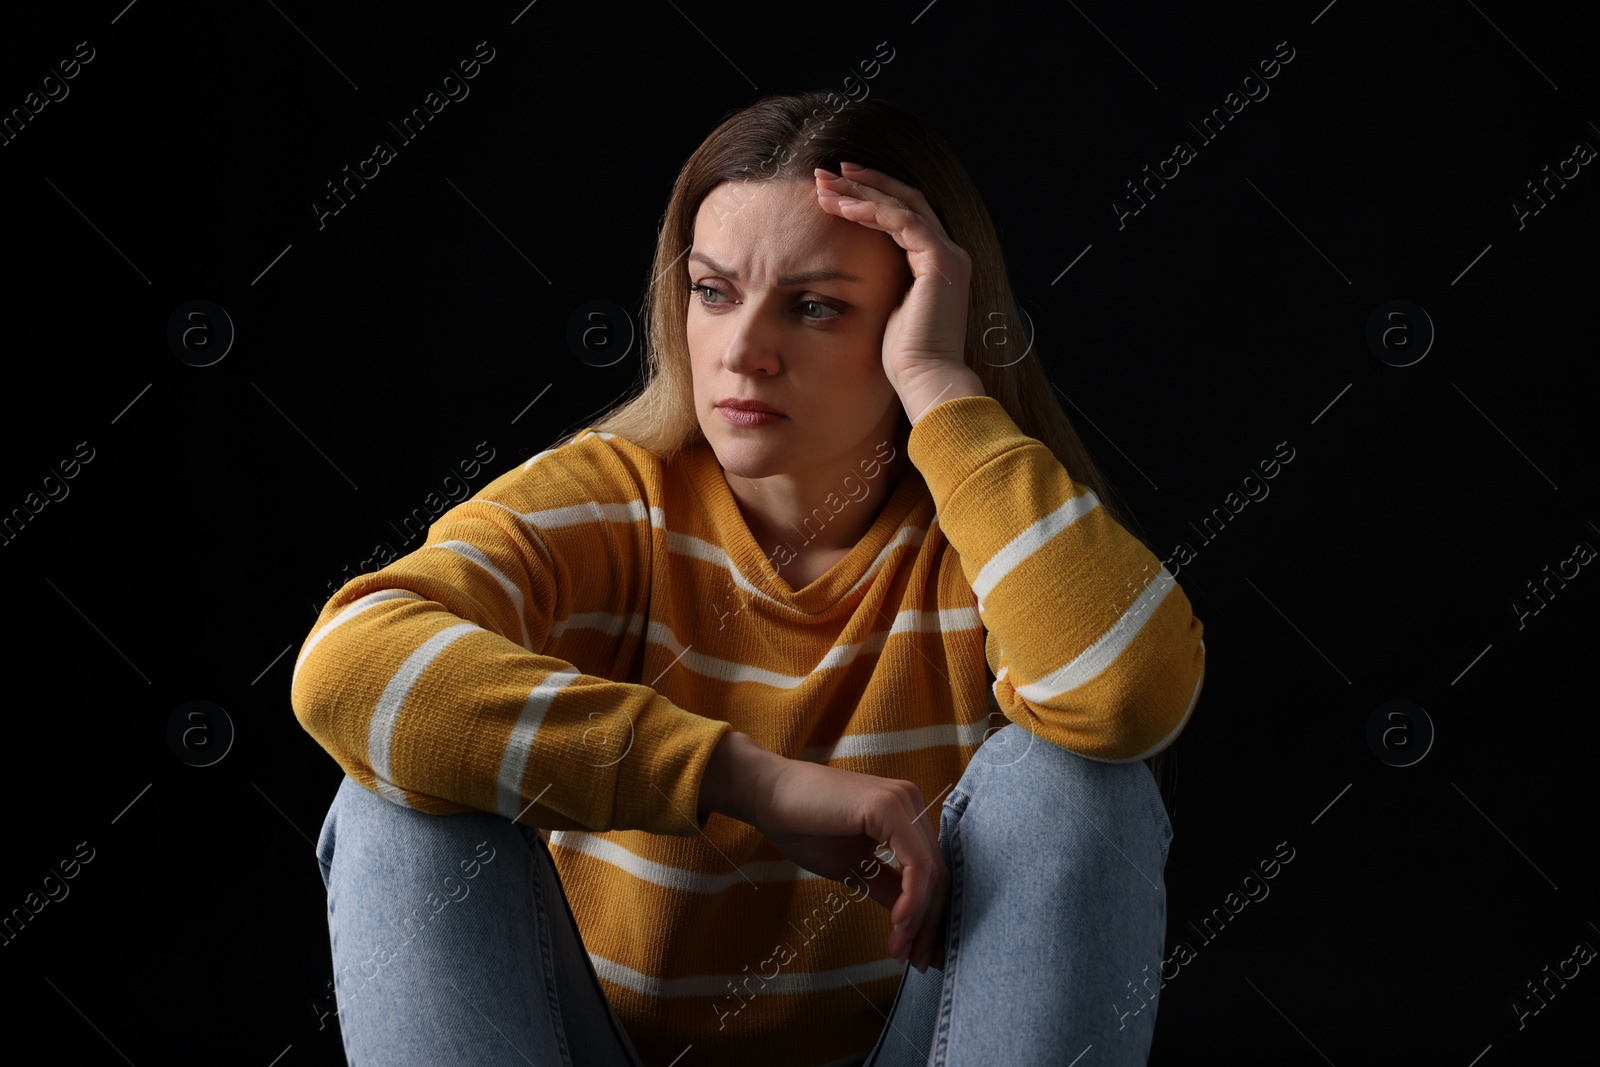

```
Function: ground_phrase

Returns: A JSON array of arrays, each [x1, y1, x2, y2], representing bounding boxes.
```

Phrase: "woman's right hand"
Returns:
[[700, 731, 948, 972]]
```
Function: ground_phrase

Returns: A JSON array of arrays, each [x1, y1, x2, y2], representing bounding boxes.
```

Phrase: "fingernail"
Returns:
[[839, 161, 863, 170], [814, 167, 839, 179]]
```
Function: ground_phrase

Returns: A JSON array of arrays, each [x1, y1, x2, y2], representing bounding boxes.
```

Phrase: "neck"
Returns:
[[729, 421, 912, 563]]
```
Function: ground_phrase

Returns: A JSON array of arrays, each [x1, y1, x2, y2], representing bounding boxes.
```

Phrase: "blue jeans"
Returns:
[[314, 724, 1173, 1066]]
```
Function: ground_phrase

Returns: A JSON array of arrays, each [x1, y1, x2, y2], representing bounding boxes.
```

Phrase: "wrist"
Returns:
[[898, 367, 985, 425], [697, 730, 784, 826]]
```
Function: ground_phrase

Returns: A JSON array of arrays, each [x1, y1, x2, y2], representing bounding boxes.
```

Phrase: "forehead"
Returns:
[[691, 178, 899, 276]]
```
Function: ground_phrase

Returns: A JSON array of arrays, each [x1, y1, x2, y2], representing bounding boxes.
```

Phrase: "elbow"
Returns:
[[290, 676, 343, 762], [1002, 633, 1204, 764], [1131, 633, 1205, 758], [287, 586, 424, 764], [1100, 631, 1203, 762], [291, 678, 378, 788], [289, 634, 368, 774]]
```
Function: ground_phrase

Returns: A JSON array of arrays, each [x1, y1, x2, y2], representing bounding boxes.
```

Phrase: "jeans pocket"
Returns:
[[938, 787, 970, 854]]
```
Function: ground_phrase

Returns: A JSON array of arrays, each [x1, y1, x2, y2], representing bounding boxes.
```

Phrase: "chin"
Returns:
[[708, 432, 792, 479]]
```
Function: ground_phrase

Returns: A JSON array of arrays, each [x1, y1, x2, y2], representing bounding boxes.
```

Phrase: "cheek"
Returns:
[[845, 352, 894, 393], [685, 331, 708, 383], [688, 321, 724, 370]]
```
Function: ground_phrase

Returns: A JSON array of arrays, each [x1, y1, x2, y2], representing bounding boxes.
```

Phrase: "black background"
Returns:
[[2, 1, 1595, 1064]]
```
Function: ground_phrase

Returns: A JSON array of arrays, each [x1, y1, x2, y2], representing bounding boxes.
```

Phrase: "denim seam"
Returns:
[[529, 841, 577, 1066], [539, 833, 649, 1066], [930, 790, 970, 1066], [1141, 766, 1174, 862]]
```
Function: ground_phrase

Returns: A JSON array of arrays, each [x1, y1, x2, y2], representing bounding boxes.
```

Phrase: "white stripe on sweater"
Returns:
[[548, 830, 825, 892], [519, 430, 615, 471], [590, 952, 904, 999], [293, 588, 422, 687], [1012, 566, 1179, 702], [367, 621, 483, 805], [666, 524, 930, 615], [496, 666, 583, 818], [1010, 637, 1206, 765], [639, 605, 981, 689], [800, 717, 992, 762], [548, 609, 646, 643], [970, 489, 1101, 613], [429, 539, 533, 651]]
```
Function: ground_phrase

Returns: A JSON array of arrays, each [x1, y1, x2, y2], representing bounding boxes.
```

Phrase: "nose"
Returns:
[[719, 297, 783, 377]]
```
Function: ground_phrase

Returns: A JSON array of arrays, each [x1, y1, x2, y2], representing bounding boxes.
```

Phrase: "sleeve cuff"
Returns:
[[905, 394, 1033, 510], [611, 696, 733, 835]]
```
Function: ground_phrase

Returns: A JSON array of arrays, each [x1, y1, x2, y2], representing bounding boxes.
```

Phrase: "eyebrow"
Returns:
[[688, 252, 864, 288]]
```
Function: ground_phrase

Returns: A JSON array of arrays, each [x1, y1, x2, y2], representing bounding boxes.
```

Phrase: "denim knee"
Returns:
[[314, 775, 550, 925], [320, 775, 543, 861], [313, 777, 604, 1065], [951, 723, 1172, 868]]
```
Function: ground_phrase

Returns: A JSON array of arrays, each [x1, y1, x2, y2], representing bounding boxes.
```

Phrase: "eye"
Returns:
[[690, 283, 843, 322], [689, 282, 729, 306], [798, 299, 842, 321]]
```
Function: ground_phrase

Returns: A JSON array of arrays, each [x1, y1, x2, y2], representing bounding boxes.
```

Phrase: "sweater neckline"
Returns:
[[682, 437, 928, 615]]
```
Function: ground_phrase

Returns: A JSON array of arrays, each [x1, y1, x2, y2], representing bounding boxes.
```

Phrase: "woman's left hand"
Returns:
[[815, 162, 983, 423]]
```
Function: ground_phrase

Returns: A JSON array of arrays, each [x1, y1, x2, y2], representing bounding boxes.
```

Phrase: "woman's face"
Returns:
[[687, 178, 913, 482]]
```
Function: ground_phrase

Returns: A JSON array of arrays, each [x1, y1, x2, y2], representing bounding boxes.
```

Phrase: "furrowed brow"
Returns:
[[689, 252, 863, 287]]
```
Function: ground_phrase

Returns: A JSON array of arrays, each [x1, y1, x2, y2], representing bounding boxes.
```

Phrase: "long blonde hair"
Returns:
[[550, 90, 1177, 809]]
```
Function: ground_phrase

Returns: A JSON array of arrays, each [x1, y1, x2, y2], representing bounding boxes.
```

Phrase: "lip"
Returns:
[[716, 397, 786, 416], [717, 406, 785, 428]]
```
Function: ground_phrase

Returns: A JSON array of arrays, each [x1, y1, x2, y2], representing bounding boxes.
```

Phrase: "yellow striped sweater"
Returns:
[[291, 393, 1206, 1067]]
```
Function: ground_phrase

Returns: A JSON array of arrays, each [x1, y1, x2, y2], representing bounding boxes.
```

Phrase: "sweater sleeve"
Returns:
[[906, 394, 1205, 762], [289, 431, 732, 834]]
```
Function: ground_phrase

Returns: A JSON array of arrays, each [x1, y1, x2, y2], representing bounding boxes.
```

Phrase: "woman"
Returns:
[[294, 89, 1205, 1067]]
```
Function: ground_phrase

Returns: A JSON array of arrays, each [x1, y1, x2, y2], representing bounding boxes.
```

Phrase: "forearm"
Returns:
[[696, 730, 786, 826]]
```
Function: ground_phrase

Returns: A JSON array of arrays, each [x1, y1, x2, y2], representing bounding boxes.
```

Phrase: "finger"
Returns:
[[858, 848, 903, 913], [836, 161, 949, 240], [862, 781, 940, 961], [889, 864, 923, 963], [891, 781, 945, 895], [815, 190, 916, 235], [899, 844, 943, 968], [883, 813, 940, 961], [878, 829, 927, 961], [812, 169, 919, 235], [909, 875, 948, 972], [815, 163, 902, 205], [819, 195, 969, 289], [901, 790, 946, 966]]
